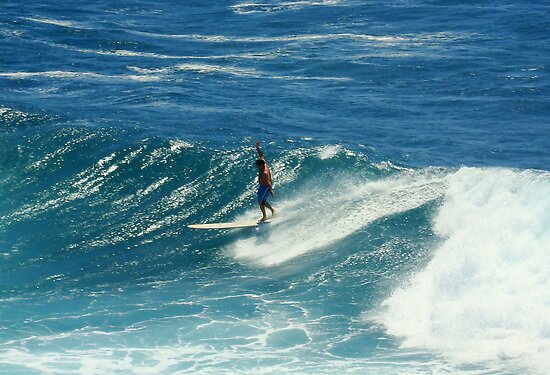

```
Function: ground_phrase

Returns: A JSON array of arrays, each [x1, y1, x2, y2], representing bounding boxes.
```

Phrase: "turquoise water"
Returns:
[[1, 1, 549, 374]]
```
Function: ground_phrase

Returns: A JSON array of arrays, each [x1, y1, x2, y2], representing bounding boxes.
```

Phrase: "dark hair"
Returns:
[[255, 159, 265, 167]]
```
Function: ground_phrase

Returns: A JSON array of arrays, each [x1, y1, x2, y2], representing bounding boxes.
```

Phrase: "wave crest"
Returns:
[[377, 167, 550, 373]]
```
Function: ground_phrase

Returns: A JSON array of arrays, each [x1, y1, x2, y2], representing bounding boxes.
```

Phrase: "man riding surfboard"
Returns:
[[255, 141, 275, 222]]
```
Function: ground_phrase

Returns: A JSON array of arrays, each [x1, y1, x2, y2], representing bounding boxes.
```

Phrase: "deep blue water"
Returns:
[[1, 1, 549, 374]]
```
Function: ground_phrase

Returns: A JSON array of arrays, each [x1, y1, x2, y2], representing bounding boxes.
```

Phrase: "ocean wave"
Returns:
[[130, 30, 411, 44], [2, 131, 547, 373], [45, 40, 281, 61], [128, 63, 260, 78], [0, 27, 23, 38], [376, 167, 550, 374], [0, 106, 58, 131], [231, 0, 342, 14], [22, 16, 88, 29], [229, 166, 448, 266], [0, 70, 161, 82], [126, 30, 477, 48], [127, 63, 350, 81]]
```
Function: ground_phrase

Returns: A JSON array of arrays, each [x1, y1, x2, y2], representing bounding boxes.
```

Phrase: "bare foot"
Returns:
[[259, 217, 269, 222], [270, 209, 276, 217]]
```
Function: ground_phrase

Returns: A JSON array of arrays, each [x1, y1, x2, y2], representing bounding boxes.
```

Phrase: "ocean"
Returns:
[[1, 1, 549, 374]]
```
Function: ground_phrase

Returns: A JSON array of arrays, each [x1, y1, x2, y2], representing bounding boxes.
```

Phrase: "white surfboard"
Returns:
[[187, 219, 270, 230]]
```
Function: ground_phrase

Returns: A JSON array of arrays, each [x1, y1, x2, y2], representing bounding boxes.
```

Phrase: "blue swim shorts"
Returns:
[[257, 185, 270, 204]]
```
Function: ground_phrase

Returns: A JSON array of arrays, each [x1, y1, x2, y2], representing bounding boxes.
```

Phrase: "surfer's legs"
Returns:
[[257, 185, 273, 221]]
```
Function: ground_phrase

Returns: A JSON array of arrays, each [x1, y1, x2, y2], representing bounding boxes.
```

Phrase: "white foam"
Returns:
[[0, 106, 36, 122], [229, 168, 448, 266], [0, 71, 160, 82], [0, 27, 23, 38], [127, 63, 348, 82], [376, 167, 550, 373], [47, 40, 280, 60], [131, 30, 410, 44], [22, 17, 86, 29], [231, 0, 342, 14], [317, 145, 341, 159], [174, 63, 259, 77]]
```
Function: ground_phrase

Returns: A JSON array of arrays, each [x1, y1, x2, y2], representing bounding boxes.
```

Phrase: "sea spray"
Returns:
[[229, 166, 449, 266], [378, 167, 550, 373]]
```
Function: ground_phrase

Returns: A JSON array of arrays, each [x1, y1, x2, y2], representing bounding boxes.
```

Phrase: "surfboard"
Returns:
[[187, 219, 270, 230]]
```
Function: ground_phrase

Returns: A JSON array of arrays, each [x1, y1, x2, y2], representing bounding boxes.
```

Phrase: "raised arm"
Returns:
[[255, 141, 264, 159]]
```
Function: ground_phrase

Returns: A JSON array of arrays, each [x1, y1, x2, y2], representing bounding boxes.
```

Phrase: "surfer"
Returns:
[[255, 141, 275, 222]]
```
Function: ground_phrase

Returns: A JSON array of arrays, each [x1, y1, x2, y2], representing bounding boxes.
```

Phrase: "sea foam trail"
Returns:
[[377, 168, 550, 373], [229, 167, 448, 266]]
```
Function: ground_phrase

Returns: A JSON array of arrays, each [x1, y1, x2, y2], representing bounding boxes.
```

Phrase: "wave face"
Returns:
[[2, 116, 549, 374], [1, 0, 549, 373], [0, 119, 440, 289], [0, 120, 448, 373]]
